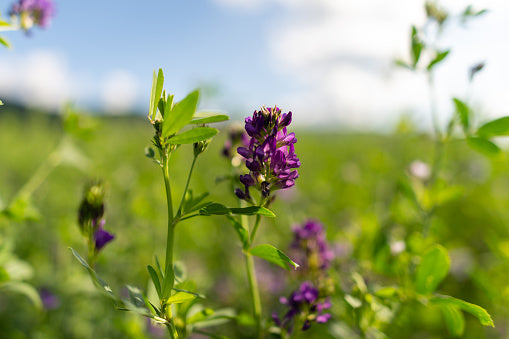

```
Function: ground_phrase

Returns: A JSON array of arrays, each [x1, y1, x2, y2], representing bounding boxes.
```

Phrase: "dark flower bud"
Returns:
[[193, 140, 210, 157]]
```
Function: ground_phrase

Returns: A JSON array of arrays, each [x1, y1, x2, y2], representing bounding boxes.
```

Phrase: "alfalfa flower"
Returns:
[[272, 281, 332, 334], [236, 106, 300, 200], [9, 0, 55, 31], [291, 220, 334, 272]]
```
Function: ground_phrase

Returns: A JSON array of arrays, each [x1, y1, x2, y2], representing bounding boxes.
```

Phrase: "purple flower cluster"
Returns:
[[272, 281, 332, 333], [291, 220, 334, 271], [10, 0, 55, 30], [236, 106, 300, 200]]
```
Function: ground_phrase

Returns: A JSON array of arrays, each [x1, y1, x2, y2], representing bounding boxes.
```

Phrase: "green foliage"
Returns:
[[248, 244, 299, 270], [477, 116, 509, 137], [415, 245, 450, 295], [431, 295, 494, 327]]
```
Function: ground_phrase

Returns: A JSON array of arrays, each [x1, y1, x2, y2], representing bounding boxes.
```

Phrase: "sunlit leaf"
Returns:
[[427, 50, 450, 71], [199, 203, 275, 217], [166, 291, 197, 304], [168, 127, 218, 145], [467, 137, 500, 157], [0, 36, 11, 48], [415, 244, 450, 294], [452, 98, 470, 133], [149, 69, 164, 122], [411, 25, 423, 67], [147, 265, 161, 298], [69, 248, 118, 301], [248, 244, 299, 270], [431, 295, 494, 327], [162, 90, 200, 138], [439, 304, 465, 337], [477, 116, 509, 137], [189, 112, 229, 125]]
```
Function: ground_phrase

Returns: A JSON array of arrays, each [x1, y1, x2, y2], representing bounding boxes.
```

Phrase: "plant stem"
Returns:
[[176, 155, 198, 217], [13, 139, 64, 202], [249, 215, 262, 244], [162, 152, 175, 275], [245, 252, 262, 339]]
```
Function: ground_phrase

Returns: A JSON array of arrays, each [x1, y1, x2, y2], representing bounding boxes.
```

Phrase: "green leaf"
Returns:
[[183, 191, 210, 214], [69, 248, 118, 301], [168, 127, 218, 145], [162, 90, 200, 138], [226, 215, 249, 249], [229, 206, 275, 217], [126, 285, 147, 308], [248, 244, 299, 270], [344, 294, 362, 309], [394, 59, 412, 70], [0, 36, 11, 48], [411, 25, 423, 67], [415, 244, 450, 294], [0, 281, 42, 309], [161, 264, 174, 300], [199, 203, 275, 217], [199, 203, 230, 215], [430, 295, 494, 327], [439, 304, 465, 337], [477, 116, 509, 137], [187, 308, 215, 324], [467, 137, 501, 156], [427, 50, 450, 71], [149, 69, 164, 122], [452, 98, 470, 133], [147, 265, 162, 298], [167, 291, 197, 304], [190, 112, 229, 124], [0, 99, 3, 105], [191, 308, 236, 329], [375, 286, 399, 299]]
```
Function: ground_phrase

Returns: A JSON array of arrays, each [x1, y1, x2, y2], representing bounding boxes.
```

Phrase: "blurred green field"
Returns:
[[1, 107, 509, 338]]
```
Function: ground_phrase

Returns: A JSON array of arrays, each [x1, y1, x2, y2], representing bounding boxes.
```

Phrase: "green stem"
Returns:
[[13, 139, 64, 202], [427, 72, 442, 140], [176, 155, 198, 218], [166, 322, 178, 339], [249, 215, 262, 245], [162, 152, 175, 275], [245, 252, 262, 339]]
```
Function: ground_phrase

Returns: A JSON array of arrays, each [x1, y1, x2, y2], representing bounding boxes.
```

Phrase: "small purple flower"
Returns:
[[94, 224, 115, 252], [236, 106, 300, 200], [291, 220, 334, 271], [39, 288, 60, 310], [273, 281, 332, 334], [9, 0, 55, 30]]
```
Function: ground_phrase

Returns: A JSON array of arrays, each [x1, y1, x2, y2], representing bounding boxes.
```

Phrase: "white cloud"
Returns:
[[214, 0, 509, 128], [101, 70, 139, 114], [0, 50, 71, 110], [0, 49, 140, 114]]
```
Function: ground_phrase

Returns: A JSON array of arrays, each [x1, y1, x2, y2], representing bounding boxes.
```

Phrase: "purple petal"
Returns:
[[94, 229, 115, 251]]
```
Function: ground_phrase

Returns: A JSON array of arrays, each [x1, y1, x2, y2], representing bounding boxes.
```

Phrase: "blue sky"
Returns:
[[1, 0, 509, 129]]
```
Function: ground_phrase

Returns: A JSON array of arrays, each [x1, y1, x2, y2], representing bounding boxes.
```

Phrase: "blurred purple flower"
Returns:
[[39, 288, 60, 310], [236, 106, 300, 200], [291, 220, 334, 271], [272, 281, 331, 334], [10, 0, 55, 30], [94, 222, 115, 252]]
